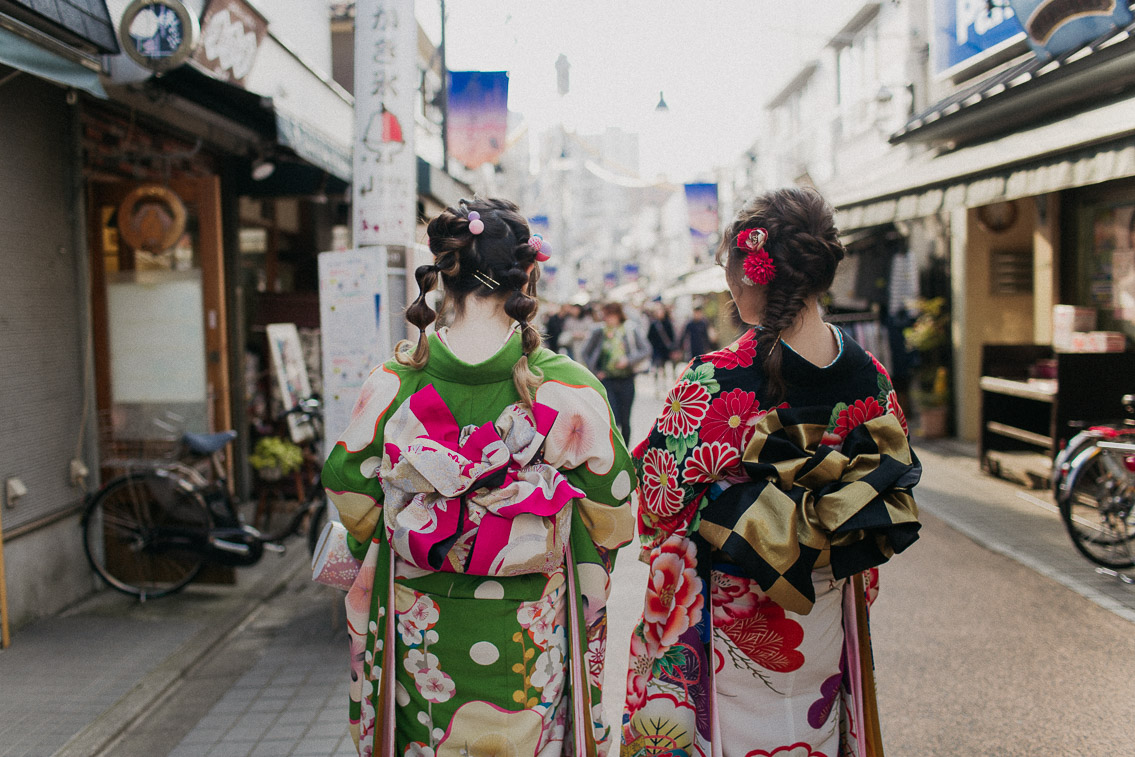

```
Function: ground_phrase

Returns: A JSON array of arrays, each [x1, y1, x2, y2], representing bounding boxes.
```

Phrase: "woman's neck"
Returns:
[[445, 296, 515, 364], [780, 299, 839, 367]]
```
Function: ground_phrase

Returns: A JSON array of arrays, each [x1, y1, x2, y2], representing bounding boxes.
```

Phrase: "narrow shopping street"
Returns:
[[6, 378, 1122, 757]]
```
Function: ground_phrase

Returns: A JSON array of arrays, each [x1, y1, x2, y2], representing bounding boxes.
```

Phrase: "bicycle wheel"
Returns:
[[306, 499, 328, 557], [1060, 446, 1135, 569], [82, 472, 212, 599]]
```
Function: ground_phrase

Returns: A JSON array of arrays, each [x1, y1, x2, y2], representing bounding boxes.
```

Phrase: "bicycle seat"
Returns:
[[183, 430, 238, 455]]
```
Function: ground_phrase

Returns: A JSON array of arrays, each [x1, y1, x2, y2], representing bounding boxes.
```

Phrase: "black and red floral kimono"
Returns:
[[621, 326, 921, 757]]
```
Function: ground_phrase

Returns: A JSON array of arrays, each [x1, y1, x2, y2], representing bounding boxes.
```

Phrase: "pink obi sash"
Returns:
[[379, 385, 584, 576]]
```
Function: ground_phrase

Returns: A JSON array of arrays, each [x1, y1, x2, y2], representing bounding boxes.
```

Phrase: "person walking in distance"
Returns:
[[321, 199, 636, 756], [621, 187, 921, 756], [646, 302, 676, 386], [581, 302, 650, 444], [680, 304, 715, 360]]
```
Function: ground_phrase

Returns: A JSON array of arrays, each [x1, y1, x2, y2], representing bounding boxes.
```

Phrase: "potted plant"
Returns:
[[249, 436, 304, 481], [904, 297, 951, 438]]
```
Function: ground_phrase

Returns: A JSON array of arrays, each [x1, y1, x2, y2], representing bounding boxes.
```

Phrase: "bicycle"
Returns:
[[1052, 394, 1135, 575], [81, 398, 327, 600]]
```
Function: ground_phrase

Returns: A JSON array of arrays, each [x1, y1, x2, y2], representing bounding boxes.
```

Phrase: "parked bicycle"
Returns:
[[81, 398, 326, 600], [1052, 394, 1135, 576]]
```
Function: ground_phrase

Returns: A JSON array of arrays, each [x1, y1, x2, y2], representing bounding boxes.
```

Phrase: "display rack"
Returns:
[[979, 344, 1135, 480]]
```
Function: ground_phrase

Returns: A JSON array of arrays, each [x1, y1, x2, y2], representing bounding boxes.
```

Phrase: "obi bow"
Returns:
[[696, 405, 921, 614], [379, 385, 584, 576]]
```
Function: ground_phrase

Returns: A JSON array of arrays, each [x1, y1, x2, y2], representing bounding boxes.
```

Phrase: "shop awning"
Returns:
[[0, 26, 107, 99], [274, 110, 352, 183], [663, 266, 729, 299], [833, 94, 1135, 230]]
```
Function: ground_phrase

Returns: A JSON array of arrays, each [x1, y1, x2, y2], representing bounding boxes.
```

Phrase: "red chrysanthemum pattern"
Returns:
[[701, 388, 759, 446], [640, 447, 685, 517], [642, 535, 705, 654], [832, 397, 885, 440], [658, 380, 712, 438], [705, 332, 758, 370], [886, 390, 909, 436], [720, 601, 805, 673], [682, 441, 741, 484]]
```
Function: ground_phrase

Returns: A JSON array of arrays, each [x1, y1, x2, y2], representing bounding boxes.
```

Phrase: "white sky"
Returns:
[[421, 0, 862, 183]]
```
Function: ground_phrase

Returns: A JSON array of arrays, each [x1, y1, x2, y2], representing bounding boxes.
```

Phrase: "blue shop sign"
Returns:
[[1008, 0, 1133, 60], [934, 0, 1024, 73]]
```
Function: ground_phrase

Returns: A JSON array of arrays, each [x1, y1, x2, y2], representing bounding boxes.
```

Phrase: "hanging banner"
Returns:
[[447, 71, 510, 170], [684, 182, 720, 243], [1008, 0, 1132, 60], [354, 0, 416, 247]]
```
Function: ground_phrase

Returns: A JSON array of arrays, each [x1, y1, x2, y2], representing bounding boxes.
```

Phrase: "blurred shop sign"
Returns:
[[934, 0, 1023, 74], [194, 0, 268, 87], [118, 0, 200, 74], [1008, 0, 1133, 60]]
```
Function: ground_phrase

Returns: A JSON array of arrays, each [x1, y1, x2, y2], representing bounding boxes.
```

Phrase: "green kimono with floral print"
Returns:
[[322, 332, 636, 757]]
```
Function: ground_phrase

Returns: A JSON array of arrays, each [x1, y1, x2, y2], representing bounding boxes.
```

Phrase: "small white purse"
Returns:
[[311, 520, 363, 591]]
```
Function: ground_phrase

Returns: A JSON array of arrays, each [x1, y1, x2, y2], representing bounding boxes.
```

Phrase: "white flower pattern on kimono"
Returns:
[[416, 667, 456, 704], [530, 645, 565, 701], [404, 648, 440, 677], [404, 742, 434, 757]]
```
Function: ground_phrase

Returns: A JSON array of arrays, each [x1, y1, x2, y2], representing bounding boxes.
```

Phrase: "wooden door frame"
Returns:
[[86, 175, 231, 439]]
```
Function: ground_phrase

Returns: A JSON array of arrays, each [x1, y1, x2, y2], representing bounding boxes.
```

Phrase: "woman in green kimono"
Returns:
[[322, 198, 636, 756]]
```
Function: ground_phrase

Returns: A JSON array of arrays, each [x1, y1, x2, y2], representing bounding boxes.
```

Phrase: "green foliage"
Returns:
[[904, 297, 949, 353], [250, 436, 304, 475]]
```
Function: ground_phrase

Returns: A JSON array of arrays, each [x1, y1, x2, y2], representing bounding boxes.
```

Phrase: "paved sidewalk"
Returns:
[[912, 437, 1135, 622], [0, 541, 309, 757], [3, 375, 1132, 757]]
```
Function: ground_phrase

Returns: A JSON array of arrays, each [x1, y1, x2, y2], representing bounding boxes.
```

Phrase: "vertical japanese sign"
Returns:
[[447, 71, 510, 170], [354, 0, 416, 247]]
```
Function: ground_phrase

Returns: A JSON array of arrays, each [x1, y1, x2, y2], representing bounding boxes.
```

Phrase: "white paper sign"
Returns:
[[318, 248, 391, 451]]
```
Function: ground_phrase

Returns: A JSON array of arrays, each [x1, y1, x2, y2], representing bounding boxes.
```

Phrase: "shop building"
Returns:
[[832, 0, 1135, 477], [0, 0, 353, 631]]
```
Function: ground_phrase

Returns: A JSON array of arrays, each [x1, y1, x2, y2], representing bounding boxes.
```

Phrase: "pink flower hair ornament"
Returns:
[[529, 233, 551, 262], [738, 227, 775, 286]]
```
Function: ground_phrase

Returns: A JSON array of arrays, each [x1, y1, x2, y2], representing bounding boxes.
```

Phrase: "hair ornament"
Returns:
[[467, 210, 485, 235], [471, 270, 499, 290], [738, 227, 775, 286], [529, 233, 551, 262]]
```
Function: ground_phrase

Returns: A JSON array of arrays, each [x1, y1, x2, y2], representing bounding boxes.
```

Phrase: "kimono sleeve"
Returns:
[[634, 357, 738, 555], [534, 364, 636, 555], [321, 364, 403, 552]]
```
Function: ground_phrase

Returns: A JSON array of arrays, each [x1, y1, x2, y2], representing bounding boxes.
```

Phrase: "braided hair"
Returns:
[[716, 187, 845, 403], [397, 197, 544, 406]]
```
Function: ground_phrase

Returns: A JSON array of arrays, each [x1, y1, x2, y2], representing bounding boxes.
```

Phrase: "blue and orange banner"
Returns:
[[447, 71, 510, 170], [1008, 0, 1132, 60], [684, 182, 719, 243]]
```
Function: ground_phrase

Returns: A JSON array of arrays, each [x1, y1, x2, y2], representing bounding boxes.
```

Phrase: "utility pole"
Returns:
[[439, 0, 448, 172]]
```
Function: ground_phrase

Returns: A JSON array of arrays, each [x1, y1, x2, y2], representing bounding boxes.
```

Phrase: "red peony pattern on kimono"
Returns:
[[642, 536, 705, 654], [657, 380, 712, 438]]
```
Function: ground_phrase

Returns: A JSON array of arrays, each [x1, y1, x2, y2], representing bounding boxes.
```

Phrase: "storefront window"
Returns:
[[1076, 201, 1135, 338]]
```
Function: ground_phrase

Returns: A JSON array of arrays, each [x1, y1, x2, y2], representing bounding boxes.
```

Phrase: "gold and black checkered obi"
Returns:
[[696, 405, 921, 615]]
